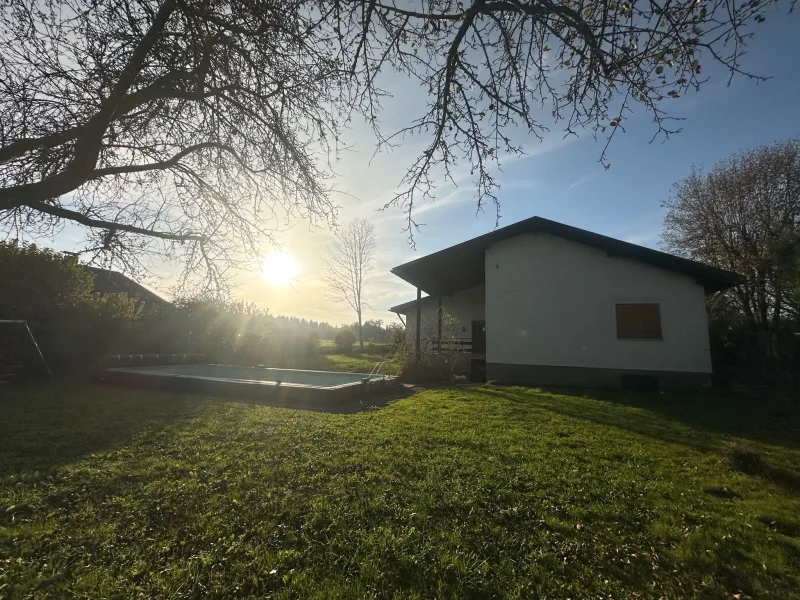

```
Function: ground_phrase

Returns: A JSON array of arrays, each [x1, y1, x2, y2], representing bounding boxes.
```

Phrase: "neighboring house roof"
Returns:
[[389, 216, 743, 308], [86, 266, 171, 306]]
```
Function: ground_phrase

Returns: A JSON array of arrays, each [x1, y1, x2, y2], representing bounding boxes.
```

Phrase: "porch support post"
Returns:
[[437, 297, 442, 347], [415, 287, 422, 358]]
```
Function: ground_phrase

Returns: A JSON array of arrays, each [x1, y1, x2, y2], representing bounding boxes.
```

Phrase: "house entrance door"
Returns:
[[471, 320, 486, 354]]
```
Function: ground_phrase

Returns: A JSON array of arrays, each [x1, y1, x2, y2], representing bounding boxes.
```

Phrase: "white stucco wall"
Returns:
[[484, 233, 712, 373], [403, 285, 486, 346], [403, 297, 438, 347]]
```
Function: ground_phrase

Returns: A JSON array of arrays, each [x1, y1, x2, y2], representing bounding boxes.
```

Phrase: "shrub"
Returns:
[[394, 309, 467, 383], [84, 292, 144, 321], [398, 358, 451, 383], [0, 242, 94, 319], [395, 344, 459, 383], [305, 332, 319, 357], [335, 328, 357, 353], [169, 297, 272, 363], [388, 323, 406, 348], [364, 342, 394, 356], [0, 243, 154, 373], [724, 442, 768, 476]]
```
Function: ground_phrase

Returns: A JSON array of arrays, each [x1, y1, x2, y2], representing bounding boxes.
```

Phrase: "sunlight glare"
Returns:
[[262, 252, 298, 286]]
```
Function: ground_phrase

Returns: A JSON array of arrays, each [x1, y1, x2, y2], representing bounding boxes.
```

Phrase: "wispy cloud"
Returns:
[[568, 175, 592, 190]]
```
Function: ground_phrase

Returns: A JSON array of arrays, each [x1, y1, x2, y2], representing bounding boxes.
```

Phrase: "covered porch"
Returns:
[[389, 286, 486, 362]]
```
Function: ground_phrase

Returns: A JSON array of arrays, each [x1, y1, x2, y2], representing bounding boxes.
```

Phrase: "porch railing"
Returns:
[[431, 337, 473, 354]]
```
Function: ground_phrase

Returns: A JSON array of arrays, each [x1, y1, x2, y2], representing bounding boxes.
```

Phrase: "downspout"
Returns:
[[437, 297, 443, 350]]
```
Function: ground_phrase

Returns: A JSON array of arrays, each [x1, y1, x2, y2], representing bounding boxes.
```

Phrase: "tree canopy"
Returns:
[[0, 0, 788, 285], [0, 241, 143, 320], [662, 138, 800, 343]]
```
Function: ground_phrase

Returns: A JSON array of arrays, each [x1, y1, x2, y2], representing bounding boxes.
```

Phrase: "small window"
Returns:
[[616, 303, 662, 340]]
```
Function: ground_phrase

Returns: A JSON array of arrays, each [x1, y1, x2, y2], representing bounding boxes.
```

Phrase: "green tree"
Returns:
[[662, 139, 800, 362], [387, 323, 406, 349], [334, 328, 358, 354], [85, 293, 144, 322], [171, 297, 271, 360], [0, 242, 95, 319]]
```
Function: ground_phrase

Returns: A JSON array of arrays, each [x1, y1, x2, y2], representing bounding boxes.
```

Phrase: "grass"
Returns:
[[268, 352, 399, 375], [317, 340, 391, 348], [1, 384, 799, 599]]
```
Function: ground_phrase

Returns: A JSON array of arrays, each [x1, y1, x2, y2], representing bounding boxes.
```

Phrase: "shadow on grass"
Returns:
[[724, 442, 800, 495], [0, 382, 416, 475], [171, 383, 416, 414], [584, 388, 800, 449], [472, 387, 800, 495], [479, 386, 800, 450], [0, 383, 205, 474]]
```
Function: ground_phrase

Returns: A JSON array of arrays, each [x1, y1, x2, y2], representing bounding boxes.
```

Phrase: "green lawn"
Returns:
[[318, 340, 392, 348], [268, 352, 399, 375], [1, 385, 799, 599]]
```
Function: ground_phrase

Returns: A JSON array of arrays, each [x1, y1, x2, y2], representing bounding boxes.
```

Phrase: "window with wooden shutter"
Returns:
[[616, 303, 662, 340]]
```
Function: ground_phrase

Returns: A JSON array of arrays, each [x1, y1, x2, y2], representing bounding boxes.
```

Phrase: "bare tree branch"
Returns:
[[662, 138, 800, 353], [0, 0, 788, 283]]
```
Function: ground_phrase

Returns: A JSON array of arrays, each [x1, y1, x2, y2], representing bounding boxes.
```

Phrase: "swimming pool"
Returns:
[[103, 364, 399, 407]]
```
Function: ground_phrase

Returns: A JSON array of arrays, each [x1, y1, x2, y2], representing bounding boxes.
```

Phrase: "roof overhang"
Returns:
[[389, 216, 744, 299], [389, 296, 437, 314]]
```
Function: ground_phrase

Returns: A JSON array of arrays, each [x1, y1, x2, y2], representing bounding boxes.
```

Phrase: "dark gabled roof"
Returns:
[[389, 216, 743, 303], [86, 266, 171, 306]]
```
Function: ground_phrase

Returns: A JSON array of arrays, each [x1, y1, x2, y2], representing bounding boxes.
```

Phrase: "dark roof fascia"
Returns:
[[389, 216, 744, 296], [389, 295, 437, 314]]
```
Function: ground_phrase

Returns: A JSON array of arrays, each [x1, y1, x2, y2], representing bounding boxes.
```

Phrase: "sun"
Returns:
[[262, 252, 298, 286]]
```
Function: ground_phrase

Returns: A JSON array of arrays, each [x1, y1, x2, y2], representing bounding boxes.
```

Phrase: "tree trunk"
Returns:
[[357, 310, 364, 350]]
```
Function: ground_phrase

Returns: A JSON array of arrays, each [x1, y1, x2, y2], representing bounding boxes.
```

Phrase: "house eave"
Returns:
[[389, 216, 744, 296]]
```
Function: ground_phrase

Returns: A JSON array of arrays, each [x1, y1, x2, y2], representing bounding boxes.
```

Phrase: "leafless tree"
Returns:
[[662, 139, 800, 354], [345, 0, 788, 238], [0, 0, 789, 286], [320, 217, 376, 350], [0, 0, 346, 289]]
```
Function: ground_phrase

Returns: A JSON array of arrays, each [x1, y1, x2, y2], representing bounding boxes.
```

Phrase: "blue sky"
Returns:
[[38, 11, 800, 324], [393, 14, 800, 255], [303, 12, 800, 323]]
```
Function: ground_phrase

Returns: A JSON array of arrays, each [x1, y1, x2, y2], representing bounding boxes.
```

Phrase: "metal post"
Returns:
[[25, 321, 59, 393], [415, 287, 422, 358], [0, 319, 59, 394]]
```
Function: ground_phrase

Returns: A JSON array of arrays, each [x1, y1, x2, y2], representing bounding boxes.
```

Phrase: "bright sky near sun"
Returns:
[[41, 12, 800, 326], [262, 252, 298, 287]]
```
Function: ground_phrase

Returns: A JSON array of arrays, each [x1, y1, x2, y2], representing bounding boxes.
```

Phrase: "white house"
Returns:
[[389, 216, 742, 390]]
